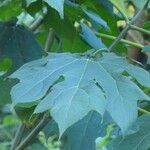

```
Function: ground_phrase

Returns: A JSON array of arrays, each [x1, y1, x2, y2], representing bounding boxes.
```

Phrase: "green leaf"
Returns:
[[106, 75, 147, 134], [43, 119, 59, 139], [62, 111, 102, 150], [10, 52, 150, 136], [0, 0, 22, 20], [111, 114, 150, 150], [24, 0, 43, 16], [0, 19, 44, 105], [0, 58, 12, 76], [0, 19, 44, 73], [109, 0, 128, 18], [14, 106, 36, 124], [44, 111, 113, 150], [11, 53, 107, 136], [0, 114, 19, 143], [43, 5, 90, 52], [142, 45, 150, 52], [0, 78, 18, 106], [44, 0, 65, 18], [98, 0, 113, 13], [3, 115, 20, 126], [82, 0, 127, 53]]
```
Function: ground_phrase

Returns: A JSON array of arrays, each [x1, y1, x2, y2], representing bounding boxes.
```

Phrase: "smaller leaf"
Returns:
[[84, 10, 109, 29], [44, 0, 65, 18], [80, 22, 106, 49], [142, 45, 150, 52]]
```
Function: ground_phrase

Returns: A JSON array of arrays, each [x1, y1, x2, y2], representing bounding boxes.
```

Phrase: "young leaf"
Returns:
[[80, 22, 106, 49], [84, 10, 109, 29]]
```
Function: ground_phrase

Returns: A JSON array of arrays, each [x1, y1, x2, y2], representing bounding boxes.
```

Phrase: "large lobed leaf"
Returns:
[[10, 52, 150, 136]]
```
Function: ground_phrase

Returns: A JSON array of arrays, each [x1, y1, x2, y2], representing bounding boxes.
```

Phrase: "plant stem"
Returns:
[[138, 107, 150, 114], [108, 0, 150, 51], [10, 123, 26, 150], [129, 24, 150, 35], [15, 114, 49, 150], [30, 8, 48, 32], [95, 32, 144, 49], [44, 28, 55, 52]]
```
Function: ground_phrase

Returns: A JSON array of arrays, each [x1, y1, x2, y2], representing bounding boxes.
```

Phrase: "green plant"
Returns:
[[0, 0, 150, 150]]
